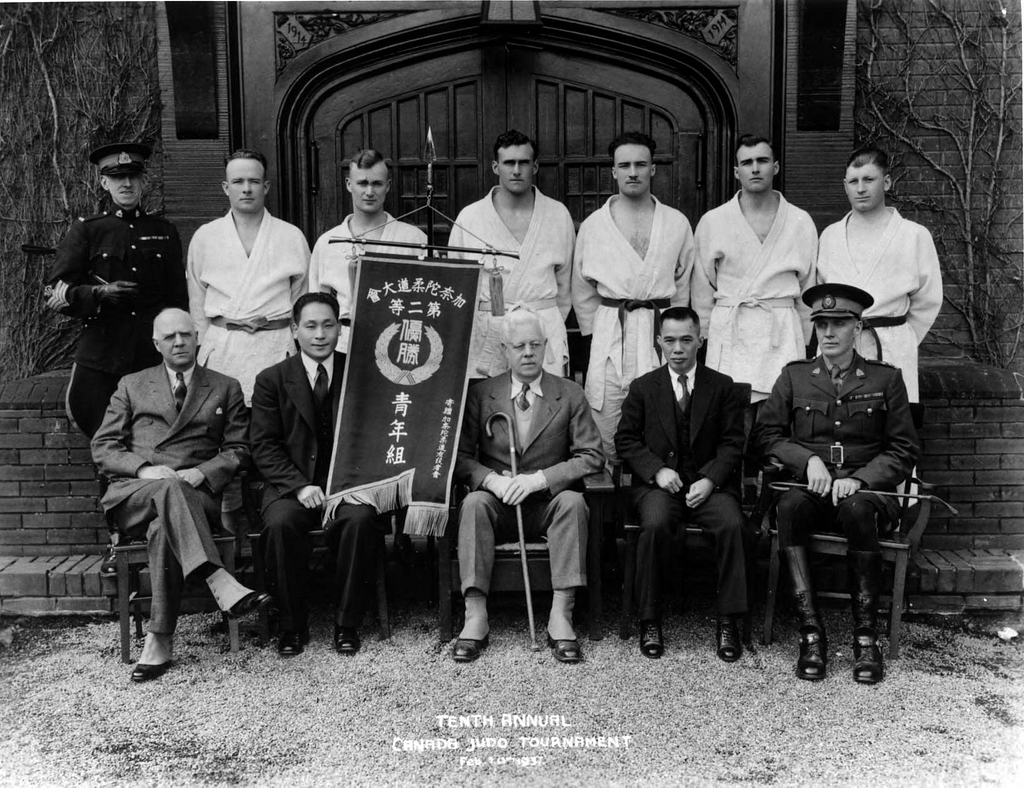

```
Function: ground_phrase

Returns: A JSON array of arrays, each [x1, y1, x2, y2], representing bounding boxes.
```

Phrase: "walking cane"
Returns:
[[485, 411, 541, 651], [768, 481, 959, 514]]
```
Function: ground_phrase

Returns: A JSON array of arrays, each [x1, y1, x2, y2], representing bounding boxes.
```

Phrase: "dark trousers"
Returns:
[[633, 487, 748, 620], [111, 478, 223, 635], [776, 488, 899, 552], [67, 364, 121, 439], [260, 499, 389, 631]]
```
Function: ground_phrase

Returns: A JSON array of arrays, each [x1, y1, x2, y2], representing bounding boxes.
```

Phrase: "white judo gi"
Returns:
[[308, 213, 427, 352], [187, 209, 310, 404], [448, 187, 575, 377], [816, 208, 943, 402], [691, 192, 818, 401], [572, 195, 695, 460]]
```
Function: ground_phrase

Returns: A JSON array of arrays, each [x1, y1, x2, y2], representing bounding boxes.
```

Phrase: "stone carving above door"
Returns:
[[605, 7, 738, 70], [275, 11, 409, 78]]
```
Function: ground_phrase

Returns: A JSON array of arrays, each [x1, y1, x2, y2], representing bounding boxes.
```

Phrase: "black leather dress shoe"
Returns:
[[334, 625, 360, 655], [716, 617, 742, 662], [228, 591, 273, 618], [452, 635, 489, 663], [278, 630, 304, 656], [546, 633, 583, 663], [639, 620, 664, 659], [130, 660, 172, 683]]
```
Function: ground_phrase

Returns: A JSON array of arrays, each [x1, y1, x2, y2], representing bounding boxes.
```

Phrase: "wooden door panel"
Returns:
[[308, 46, 710, 240]]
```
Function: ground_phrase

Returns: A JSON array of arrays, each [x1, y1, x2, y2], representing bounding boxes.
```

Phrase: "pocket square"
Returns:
[[215, 407, 223, 414]]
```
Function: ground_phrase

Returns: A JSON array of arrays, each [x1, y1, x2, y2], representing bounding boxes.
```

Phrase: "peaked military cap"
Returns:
[[89, 142, 151, 176], [802, 283, 874, 320]]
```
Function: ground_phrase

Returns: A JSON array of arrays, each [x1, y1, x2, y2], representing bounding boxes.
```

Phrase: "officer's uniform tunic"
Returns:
[[757, 353, 919, 547], [46, 206, 187, 436]]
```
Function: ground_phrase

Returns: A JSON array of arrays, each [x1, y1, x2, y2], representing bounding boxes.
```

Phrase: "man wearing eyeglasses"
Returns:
[[452, 310, 604, 664]]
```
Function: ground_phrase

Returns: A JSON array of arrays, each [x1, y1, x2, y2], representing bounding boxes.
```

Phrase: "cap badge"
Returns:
[[822, 295, 836, 309], [117, 151, 132, 165]]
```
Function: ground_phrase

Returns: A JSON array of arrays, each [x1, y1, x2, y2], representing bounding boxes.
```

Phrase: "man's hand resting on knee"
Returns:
[[296, 485, 326, 509]]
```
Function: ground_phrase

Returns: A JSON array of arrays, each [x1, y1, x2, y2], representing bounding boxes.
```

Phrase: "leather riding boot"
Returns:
[[783, 546, 827, 681], [848, 550, 884, 684]]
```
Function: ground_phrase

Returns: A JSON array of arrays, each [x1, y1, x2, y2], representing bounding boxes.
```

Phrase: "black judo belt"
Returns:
[[600, 297, 671, 358], [862, 314, 908, 361]]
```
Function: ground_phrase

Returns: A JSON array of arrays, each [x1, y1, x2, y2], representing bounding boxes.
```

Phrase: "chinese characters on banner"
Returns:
[[324, 255, 480, 536]]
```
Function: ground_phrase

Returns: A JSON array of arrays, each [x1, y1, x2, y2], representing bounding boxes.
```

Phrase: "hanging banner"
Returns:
[[325, 254, 480, 536]]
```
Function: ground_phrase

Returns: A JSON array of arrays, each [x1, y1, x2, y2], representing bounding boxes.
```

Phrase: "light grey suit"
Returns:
[[454, 371, 604, 594], [92, 364, 250, 633]]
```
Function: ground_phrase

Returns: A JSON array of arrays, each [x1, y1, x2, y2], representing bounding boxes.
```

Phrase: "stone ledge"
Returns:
[[919, 358, 1024, 400]]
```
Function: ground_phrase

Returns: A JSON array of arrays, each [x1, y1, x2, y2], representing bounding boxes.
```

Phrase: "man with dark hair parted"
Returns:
[[815, 146, 943, 402], [250, 292, 394, 657], [449, 130, 576, 378], [308, 149, 427, 353], [615, 307, 749, 661], [691, 134, 818, 416], [572, 131, 695, 463]]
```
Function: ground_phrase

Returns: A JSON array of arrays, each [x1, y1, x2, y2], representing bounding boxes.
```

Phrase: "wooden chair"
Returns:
[[437, 471, 612, 642], [760, 405, 941, 659], [241, 475, 390, 645], [115, 534, 239, 664]]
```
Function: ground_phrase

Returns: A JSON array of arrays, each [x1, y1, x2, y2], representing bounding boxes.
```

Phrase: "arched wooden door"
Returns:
[[306, 45, 708, 243]]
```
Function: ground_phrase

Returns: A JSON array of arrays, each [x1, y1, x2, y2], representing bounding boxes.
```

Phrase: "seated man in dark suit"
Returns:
[[758, 284, 918, 684], [92, 308, 270, 683], [453, 310, 604, 664], [250, 293, 392, 657], [615, 306, 748, 661]]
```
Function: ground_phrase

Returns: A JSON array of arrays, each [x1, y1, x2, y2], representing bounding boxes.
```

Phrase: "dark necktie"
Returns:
[[173, 372, 187, 412], [314, 364, 329, 412], [516, 382, 530, 412], [676, 374, 690, 413], [830, 364, 845, 394]]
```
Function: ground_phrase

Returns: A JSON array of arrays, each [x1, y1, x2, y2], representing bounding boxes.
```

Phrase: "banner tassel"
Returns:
[[489, 267, 505, 317]]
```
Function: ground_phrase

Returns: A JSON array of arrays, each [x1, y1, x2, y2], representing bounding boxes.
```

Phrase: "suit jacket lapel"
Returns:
[[484, 374, 517, 452], [148, 366, 178, 427], [520, 372, 558, 454], [689, 365, 712, 446], [654, 366, 680, 451], [164, 366, 213, 442], [284, 354, 318, 433]]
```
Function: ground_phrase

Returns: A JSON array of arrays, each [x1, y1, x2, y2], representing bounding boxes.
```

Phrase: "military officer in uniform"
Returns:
[[757, 284, 918, 684], [45, 142, 187, 439]]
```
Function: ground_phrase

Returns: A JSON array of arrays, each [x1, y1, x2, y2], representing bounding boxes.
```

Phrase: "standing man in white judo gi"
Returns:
[[187, 148, 311, 532], [308, 149, 427, 352], [815, 146, 942, 402], [572, 131, 695, 462], [691, 134, 818, 424], [449, 130, 575, 378]]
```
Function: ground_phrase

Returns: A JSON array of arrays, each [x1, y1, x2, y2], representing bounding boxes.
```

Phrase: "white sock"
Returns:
[[547, 589, 576, 640], [458, 590, 489, 640]]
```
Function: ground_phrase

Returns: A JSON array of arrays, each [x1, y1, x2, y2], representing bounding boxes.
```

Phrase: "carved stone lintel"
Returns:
[[606, 7, 739, 70], [275, 11, 408, 78]]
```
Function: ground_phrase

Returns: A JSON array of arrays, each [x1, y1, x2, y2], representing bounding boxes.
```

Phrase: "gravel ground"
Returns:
[[0, 602, 1021, 787]]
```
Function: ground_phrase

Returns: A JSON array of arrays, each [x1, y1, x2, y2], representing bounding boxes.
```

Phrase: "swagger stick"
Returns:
[[485, 411, 541, 651], [768, 481, 959, 514]]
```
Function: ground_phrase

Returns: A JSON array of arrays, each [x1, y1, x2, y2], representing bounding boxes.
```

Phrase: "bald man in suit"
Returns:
[[92, 308, 270, 682]]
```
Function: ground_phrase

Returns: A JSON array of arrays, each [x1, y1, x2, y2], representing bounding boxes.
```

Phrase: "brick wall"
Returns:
[[918, 359, 1024, 551], [0, 373, 105, 557]]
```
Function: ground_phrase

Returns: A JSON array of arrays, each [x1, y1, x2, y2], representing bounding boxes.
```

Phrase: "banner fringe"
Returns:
[[323, 473, 414, 524], [404, 503, 450, 537]]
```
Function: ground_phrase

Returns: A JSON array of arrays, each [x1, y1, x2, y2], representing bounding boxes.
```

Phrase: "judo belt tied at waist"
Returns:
[[600, 297, 671, 356], [478, 297, 558, 313], [862, 314, 908, 361], [210, 316, 291, 334], [715, 296, 797, 350]]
